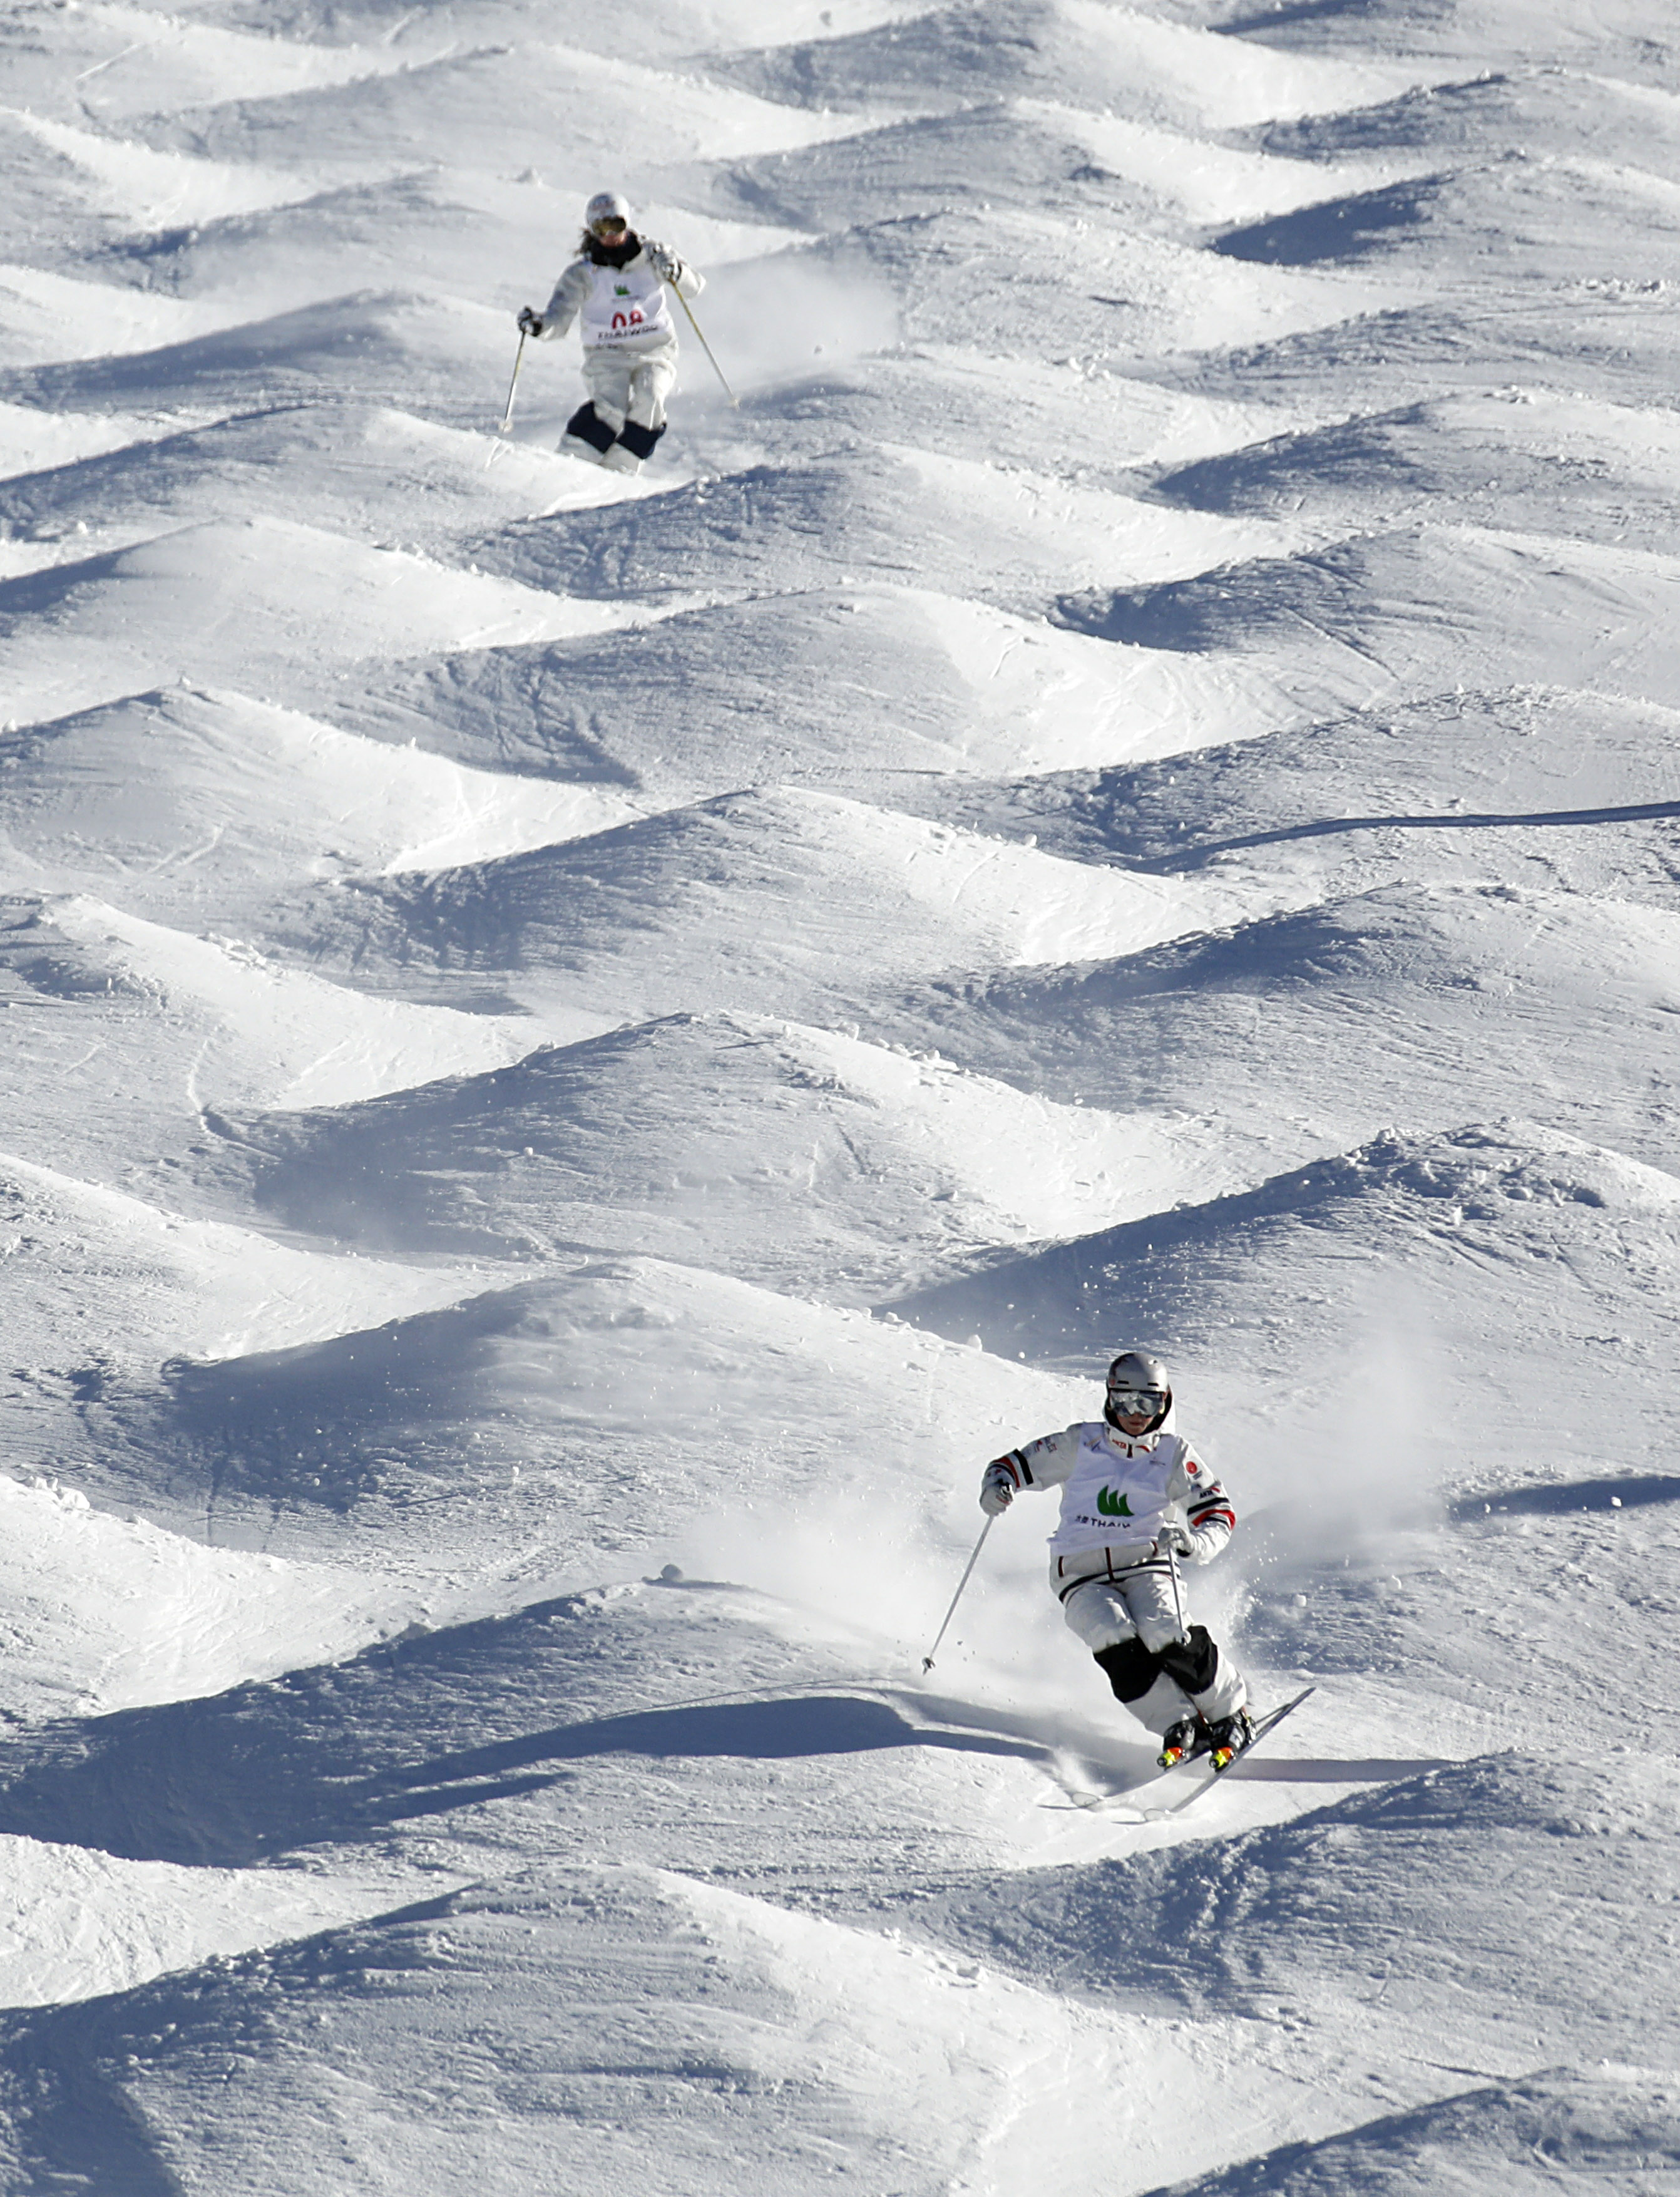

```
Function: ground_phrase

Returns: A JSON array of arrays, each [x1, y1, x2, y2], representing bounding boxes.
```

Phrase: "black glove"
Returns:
[[517, 306, 544, 337]]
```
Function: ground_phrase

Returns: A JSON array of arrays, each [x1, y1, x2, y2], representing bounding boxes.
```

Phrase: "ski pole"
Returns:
[[920, 1516, 994, 1673], [496, 329, 528, 432], [674, 289, 740, 408], [484, 331, 527, 467], [1165, 1541, 1188, 1642]]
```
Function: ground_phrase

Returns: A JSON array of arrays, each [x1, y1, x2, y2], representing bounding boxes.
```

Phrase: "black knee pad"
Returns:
[[618, 417, 665, 461], [1093, 1639, 1163, 1704], [1159, 1625, 1219, 1697], [565, 402, 617, 453]]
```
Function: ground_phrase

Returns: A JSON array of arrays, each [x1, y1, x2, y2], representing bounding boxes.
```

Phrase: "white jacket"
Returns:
[[988, 1416, 1236, 1592], [540, 241, 704, 353]]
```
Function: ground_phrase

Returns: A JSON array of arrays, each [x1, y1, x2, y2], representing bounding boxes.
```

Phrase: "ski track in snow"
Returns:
[[1, 0, 1679, 2187]]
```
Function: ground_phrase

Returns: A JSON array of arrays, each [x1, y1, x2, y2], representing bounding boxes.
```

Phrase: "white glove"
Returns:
[[980, 1461, 1017, 1516], [1155, 1522, 1197, 1560], [517, 305, 545, 336], [645, 241, 681, 283]]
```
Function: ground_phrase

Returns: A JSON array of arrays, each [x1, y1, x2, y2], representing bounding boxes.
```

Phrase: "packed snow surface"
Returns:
[[0, 0, 1677, 2188]]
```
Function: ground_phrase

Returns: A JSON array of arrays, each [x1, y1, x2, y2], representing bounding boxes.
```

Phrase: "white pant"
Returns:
[[582, 341, 677, 432], [1062, 1565, 1184, 1657], [1062, 1562, 1246, 1736]]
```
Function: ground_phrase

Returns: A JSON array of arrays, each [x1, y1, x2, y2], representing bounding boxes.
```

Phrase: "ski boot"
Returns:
[[1157, 1715, 1210, 1771], [1207, 1708, 1254, 1773]]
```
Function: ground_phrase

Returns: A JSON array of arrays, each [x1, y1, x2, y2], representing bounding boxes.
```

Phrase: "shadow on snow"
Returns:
[[1136, 797, 1680, 875], [1450, 1471, 1680, 1520], [0, 1598, 1050, 1868]]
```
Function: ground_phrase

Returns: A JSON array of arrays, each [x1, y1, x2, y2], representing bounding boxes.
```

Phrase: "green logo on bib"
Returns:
[[614, 284, 630, 296], [1097, 1486, 1134, 1518]]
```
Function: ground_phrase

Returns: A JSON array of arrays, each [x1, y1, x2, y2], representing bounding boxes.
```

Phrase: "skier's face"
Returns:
[[592, 216, 628, 244], [1109, 1387, 1166, 1436]]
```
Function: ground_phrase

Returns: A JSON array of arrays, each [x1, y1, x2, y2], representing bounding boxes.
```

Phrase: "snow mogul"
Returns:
[[980, 1351, 1254, 1771], [516, 190, 704, 475]]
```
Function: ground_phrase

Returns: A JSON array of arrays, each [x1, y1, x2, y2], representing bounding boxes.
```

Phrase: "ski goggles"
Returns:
[[1109, 1387, 1167, 1416], [590, 212, 628, 235]]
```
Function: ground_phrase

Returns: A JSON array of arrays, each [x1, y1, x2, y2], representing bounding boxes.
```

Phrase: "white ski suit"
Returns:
[[535, 237, 704, 471], [988, 1414, 1247, 1737]]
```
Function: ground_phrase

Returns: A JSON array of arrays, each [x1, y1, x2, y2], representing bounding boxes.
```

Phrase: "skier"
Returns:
[[516, 190, 704, 475], [980, 1351, 1254, 1771]]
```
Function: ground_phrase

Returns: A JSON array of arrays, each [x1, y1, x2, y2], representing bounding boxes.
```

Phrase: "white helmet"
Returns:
[[585, 190, 632, 235], [1105, 1349, 1171, 1433]]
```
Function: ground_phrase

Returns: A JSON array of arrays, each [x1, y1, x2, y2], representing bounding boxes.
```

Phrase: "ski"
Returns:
[[1142, 1685, 1316, 1818], [1048, 1687, 1316, 1818]]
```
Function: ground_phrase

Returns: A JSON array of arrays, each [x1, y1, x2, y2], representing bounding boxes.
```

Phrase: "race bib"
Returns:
[[581, 260, 674, 347], [1047, 1426, 1178, 1555]]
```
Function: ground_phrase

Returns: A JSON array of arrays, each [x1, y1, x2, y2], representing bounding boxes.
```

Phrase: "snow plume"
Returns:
[[667, 1459, 1079, 1706], [671, 1474, 974, 1670], [682, 248, 899, 396], [1234, 1289, 1452, 1583]]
